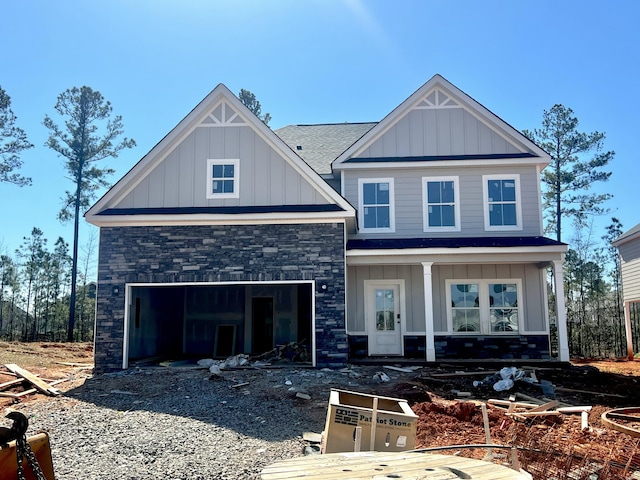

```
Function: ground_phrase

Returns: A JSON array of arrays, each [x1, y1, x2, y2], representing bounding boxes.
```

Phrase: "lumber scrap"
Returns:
[[55, 361, 93, 368], [557, 406, 592, 414], [383, 365, 414, 373], [3, 364, 60, 396], [0, 378, 26, 390], [488, 399, 539, 409], [428, 370, 497, 378], [526, 400, 560, 413], [505, 411, 560, 417], [515, 392, 547, 405], [555, 386, 626, 398]]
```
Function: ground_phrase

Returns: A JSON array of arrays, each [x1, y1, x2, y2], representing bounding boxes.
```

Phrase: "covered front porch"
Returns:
[[345, 237, 569, 362]]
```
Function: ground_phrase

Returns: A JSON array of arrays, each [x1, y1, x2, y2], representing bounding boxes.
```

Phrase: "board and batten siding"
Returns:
[[619, 239, 640, 301], [117, 125, 327, 209], [432, 264, 547, 332], [359, 108, 524, 158], [346, 263, 547, 334], [346, 265, 425, 333], [344, 165, 542, 238]]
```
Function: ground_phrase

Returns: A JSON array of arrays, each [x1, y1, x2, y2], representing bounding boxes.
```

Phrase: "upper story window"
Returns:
[[423, 176, 460, 232], [483, 174, 522, 230], [207, 159, 239, 199], [358, 178, 395, 232]]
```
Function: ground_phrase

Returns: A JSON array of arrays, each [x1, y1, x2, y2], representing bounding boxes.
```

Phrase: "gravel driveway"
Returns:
[[7, 365, 384, 480]]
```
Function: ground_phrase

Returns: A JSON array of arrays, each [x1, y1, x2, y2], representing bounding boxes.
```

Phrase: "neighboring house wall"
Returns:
[[94, 223, 347, 372], [343, 165, 542, 238], [619, 239, 640, 302]]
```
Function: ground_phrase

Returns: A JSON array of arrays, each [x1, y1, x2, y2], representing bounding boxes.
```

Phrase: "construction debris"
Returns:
[[0, 364, 62, 399], [601, 407, 640, 438]]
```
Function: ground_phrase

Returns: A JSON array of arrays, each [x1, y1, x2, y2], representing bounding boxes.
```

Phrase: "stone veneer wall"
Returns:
[[95, 223, 347, 372]]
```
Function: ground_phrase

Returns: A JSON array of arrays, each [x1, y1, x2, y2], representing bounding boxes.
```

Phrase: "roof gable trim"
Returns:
[[333, 74, 550, 168]]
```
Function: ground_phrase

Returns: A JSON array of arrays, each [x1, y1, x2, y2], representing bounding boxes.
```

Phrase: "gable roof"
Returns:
[[332, 74, 550, 169], [86, 84, 355, 226], [275, 123, 376, 175]]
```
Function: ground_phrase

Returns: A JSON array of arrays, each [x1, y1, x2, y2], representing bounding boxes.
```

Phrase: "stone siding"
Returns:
[[95, 223, 346, 371]]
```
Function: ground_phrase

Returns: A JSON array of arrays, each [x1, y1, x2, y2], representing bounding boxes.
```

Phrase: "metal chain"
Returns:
[[15, 433, 48, 480]]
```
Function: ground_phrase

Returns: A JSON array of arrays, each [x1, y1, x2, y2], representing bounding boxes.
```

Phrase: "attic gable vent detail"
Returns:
[[200, 100, 247, 127], [415, 88, 460, 109]]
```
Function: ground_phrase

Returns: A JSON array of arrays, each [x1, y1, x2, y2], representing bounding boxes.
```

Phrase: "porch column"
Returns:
[[624, 301, 635, 360], [422, 262, 436, 361], [553, 260, 570, 362]]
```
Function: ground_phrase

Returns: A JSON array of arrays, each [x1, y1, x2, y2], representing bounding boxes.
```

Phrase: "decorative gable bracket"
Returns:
[[415, 88, 460, 109], [200, 100, 247, 127]]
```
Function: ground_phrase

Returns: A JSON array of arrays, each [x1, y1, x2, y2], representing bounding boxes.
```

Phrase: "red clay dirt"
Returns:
[[2, 343, 640, 479]]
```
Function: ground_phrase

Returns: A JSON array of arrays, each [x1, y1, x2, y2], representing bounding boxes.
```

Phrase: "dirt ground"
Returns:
[[2, 342, 640, 479]]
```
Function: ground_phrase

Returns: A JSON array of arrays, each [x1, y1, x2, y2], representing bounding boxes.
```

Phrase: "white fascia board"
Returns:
[[87, 85, 230, 217], [612, 225, 640, 246], [347, 245, 567, 257], [86, 212, 353, 228], [346, 245, 568, 266], [334, 156, 549, 171]]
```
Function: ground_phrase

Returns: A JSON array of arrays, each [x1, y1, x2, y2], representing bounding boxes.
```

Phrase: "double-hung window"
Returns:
[[359, 178, 394, 232], [447, 280, 521, 334], [423, 176, 460, 232], [483, 175, 521, 230], [207, 159, 239, 199]]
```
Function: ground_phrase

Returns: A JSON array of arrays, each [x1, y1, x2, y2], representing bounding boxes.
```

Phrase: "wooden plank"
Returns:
[[505, 411, 560, 417], [527, 400, 559, 413], [4, 364, 60, 396], [557, 406, 592, 414], [515, 392, 547, 405], [383, 365, 414, 373], [555, 386, 626, 398], [429, 371, 498, 378], [260, 451, 532, 480], [488, 399, 539, 409], [55, 361, 93, 367], [0, 378, 26, 390]]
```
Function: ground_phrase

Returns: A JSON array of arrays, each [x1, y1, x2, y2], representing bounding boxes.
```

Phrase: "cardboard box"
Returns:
[[322, 389, 418, 453]]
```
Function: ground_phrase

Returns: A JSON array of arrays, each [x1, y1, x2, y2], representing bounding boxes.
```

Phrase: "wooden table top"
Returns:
[[260, 451, 531, 480]]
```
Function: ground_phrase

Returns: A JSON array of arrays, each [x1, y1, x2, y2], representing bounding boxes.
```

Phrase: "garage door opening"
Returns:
[[125, 282, 313, 366]]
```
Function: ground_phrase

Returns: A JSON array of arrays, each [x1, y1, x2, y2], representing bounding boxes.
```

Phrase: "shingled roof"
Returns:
[[275, 122, 376, 174]]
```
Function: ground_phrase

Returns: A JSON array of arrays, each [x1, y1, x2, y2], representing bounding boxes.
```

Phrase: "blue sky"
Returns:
[[1, 0, 637, 260]]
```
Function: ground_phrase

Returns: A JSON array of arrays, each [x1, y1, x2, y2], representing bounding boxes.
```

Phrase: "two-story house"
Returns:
[[86, 75, 569, 372]]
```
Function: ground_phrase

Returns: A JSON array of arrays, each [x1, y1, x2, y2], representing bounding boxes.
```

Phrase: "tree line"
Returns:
[[0, 228, 96, 341]]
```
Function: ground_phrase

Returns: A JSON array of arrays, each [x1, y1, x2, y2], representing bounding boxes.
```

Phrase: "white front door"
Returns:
[[367, 283, 403, 355]]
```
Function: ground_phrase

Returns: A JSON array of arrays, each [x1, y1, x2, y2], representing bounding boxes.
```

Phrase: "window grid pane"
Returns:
[[427, 181, 456, 227], [449, 282, 520, 334], [451, 284, 480, 332], [363, 182, 390, 229], [375, 289, 396, 331], [488, 179, 517, 226], [210, 161, 237, 196], [489, 283, 519, 333]]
